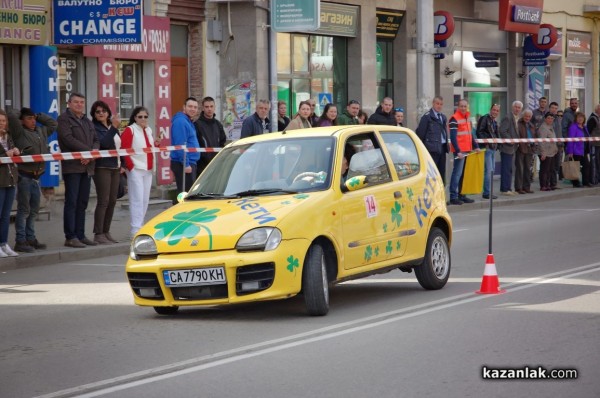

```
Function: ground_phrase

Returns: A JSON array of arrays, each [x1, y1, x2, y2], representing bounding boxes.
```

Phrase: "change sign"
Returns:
[[52, 0, 143, 45]]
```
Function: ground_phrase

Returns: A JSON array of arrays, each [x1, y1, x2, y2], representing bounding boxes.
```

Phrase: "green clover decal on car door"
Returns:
[[154, 208, 220, 248], [391, 201, 402, 228], [286, 255, 299, 274]]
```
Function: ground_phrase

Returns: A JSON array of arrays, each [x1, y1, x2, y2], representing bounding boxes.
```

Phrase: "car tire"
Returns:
[[415, 227, 450, 290], [302, 243, 330, 316], [153, 306, 180, 315]]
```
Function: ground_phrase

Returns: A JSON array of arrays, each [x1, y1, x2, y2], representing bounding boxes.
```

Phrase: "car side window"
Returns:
[[380, 132, 420, 179], [344, 133, 392, 185]]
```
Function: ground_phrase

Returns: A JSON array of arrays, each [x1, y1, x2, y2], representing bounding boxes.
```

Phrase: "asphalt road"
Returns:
[[1, 195, 599, 398]]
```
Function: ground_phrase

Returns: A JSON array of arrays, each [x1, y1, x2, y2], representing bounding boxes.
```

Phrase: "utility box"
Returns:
[[207, 20, 223, 42]]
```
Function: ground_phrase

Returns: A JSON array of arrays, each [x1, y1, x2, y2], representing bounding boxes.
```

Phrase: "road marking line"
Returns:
[[34, 261, 600, 398]]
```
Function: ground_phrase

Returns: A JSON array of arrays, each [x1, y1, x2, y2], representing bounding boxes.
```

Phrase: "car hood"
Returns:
[[140, 193, 317, 252]]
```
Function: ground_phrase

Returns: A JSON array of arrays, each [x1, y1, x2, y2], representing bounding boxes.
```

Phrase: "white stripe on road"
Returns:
[[35, 261, 600, 398]]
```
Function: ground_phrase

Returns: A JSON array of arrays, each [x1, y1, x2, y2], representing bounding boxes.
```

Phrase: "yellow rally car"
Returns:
[[126, 125, 452, 316]]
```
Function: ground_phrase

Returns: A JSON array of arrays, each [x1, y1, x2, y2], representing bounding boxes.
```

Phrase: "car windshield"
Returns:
[[188, 136, 335, 197]]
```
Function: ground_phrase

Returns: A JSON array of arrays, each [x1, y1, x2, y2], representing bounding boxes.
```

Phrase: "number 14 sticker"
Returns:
[[364, 195, 378, 218]]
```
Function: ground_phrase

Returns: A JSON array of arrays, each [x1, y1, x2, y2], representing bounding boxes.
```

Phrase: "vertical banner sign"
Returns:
[[98, 58, 118, 114], [155, 61, 171, 185], [29, 46, 60, 188], [527, 66, 545, 110]]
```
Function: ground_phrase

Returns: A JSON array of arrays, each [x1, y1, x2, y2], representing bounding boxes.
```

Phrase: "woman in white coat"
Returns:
[[120, 106, 155, 237]]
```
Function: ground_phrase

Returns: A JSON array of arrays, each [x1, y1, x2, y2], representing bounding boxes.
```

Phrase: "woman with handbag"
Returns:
[[566, 112, 592, 187], [0, 110, 20, 257], [91, 101, 122, 244], [120, 106, 155, 237], [538, 112, 558, 191]]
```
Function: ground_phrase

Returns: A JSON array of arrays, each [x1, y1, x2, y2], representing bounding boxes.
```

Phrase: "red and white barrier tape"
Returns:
[[476, 137, 600, 144], [0, 145, 222, 164]]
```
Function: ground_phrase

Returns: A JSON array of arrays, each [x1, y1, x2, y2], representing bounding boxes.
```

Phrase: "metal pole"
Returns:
[[488, 167, 493, 254], [416, 0, 435, 117], [182, 146, 187, 192], [269, 0, 278, 132]]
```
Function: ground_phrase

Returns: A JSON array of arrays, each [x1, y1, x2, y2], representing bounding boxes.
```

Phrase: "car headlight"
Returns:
[[130, 235, 158, 260], [236, 227, 282, 252]]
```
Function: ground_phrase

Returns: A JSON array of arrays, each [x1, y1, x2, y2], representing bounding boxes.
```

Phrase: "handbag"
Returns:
[[561, 159, 580, 180], [117, 173, 127, 199]]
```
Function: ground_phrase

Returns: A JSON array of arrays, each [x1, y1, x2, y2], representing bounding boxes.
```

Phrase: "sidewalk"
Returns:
[[1, 177, 598, 270]]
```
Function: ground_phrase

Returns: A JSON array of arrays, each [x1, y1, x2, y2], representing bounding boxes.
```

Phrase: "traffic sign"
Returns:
[[318, 93, 333, 106], [271, 0, 320, 32]]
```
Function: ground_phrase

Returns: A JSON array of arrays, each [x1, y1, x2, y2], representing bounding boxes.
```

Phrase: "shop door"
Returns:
[[171, 57, 188, 111]]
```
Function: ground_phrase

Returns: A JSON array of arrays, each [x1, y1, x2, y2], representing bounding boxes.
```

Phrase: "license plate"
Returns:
[[163, 267, 226, 286]]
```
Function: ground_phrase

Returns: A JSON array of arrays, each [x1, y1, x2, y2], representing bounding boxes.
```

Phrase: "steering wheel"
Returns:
[[293, 172, 321, 184]]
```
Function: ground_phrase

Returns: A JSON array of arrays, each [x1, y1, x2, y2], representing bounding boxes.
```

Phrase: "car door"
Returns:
[[340, 132, 408, 270], [379, 130, 433, 259]]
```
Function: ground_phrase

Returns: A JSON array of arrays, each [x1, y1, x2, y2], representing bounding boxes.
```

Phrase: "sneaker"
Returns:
[[459, 196, 474, 203], [104, 232, 118, 243], [80, 237, 98, 246], [449, 199, 463, 205], [482, 194, 498, 199], [94, 234, 111, 245], [0, 246, 7, 258], [501, 191, 514, 196], [14, 241, 35, 253], [1, 244, 19, 257], [65, 238, 86, 248], [26, 239, 47, 250]]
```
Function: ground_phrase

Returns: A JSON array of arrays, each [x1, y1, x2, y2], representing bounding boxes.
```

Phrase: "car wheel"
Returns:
[[302, 243, 330, 316], [153, 306, 180, 315], [415, 227, 450, 290]]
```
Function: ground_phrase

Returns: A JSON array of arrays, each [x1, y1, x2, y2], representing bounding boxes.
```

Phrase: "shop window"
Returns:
[[117, 61, 141, 119], [452, 51, 507, 88], [565, 65, 586, 111], [376, 40, 393, 101], [277, 34, 347, 119]]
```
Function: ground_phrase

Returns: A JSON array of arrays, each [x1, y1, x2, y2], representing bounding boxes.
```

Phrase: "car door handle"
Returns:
[[394, 191, 402, 199]]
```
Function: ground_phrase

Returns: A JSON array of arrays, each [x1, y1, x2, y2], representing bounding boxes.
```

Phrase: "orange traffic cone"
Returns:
[[476, 253, 506, 294]]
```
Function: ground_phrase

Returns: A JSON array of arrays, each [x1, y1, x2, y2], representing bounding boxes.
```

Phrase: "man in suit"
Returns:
[[416, 96, 449, 184], [498, 100, 522, 195]]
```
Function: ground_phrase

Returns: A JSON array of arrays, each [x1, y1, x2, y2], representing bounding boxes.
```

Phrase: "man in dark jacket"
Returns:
[[367, 97, 396, 126], [416, 96, 449, 184], [195, 96, 227, 174], [8, 107, 57, 252], [476, 104, 500, 199], [57, 92, 99, 248], [240, 99, 270, 138]]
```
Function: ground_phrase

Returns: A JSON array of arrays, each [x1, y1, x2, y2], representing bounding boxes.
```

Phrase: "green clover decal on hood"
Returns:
[[154, 208, 220, 248]]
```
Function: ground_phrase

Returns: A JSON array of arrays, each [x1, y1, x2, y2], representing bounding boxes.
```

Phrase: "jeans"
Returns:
[[449, 156, 465, 200], [63, 172, 91, 240], [482, 149, 495, 196], [500, 152, 514, 192], [93, 167, 120, 235], [0, 186, 16, 244], [514, 150, 533, 191], [15, 175, 41, 242]]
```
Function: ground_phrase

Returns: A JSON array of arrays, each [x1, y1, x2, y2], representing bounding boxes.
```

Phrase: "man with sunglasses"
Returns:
[[57, 93, 99, 248]]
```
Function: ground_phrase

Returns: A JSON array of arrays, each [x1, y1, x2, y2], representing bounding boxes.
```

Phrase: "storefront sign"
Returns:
[[52, 0, 142, 45], [376, 8, 404, 39], [434, 11, 454, 41], [155, 60, 172, 185], [0, 0, 49, 45], [566, 31, 591, 60], [499, 0, 543, 34], [512, 5, 541, 24], [83, 16, 169, 60], [314, 2, 359, 38], [271, 0, 319, 32], [29, 46, 60, 187], [532, 24, 558, 50]]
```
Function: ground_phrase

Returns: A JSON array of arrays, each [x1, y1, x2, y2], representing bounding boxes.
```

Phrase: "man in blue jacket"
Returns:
[[171, 97, 200, 198]]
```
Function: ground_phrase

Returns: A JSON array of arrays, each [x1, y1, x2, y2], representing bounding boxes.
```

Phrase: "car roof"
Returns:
[[231, 125, 414, 146]]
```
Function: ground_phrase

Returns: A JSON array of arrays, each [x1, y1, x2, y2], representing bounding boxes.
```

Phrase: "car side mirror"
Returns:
[[176, 192, 187, 203], [343, 175, 368, 192]]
